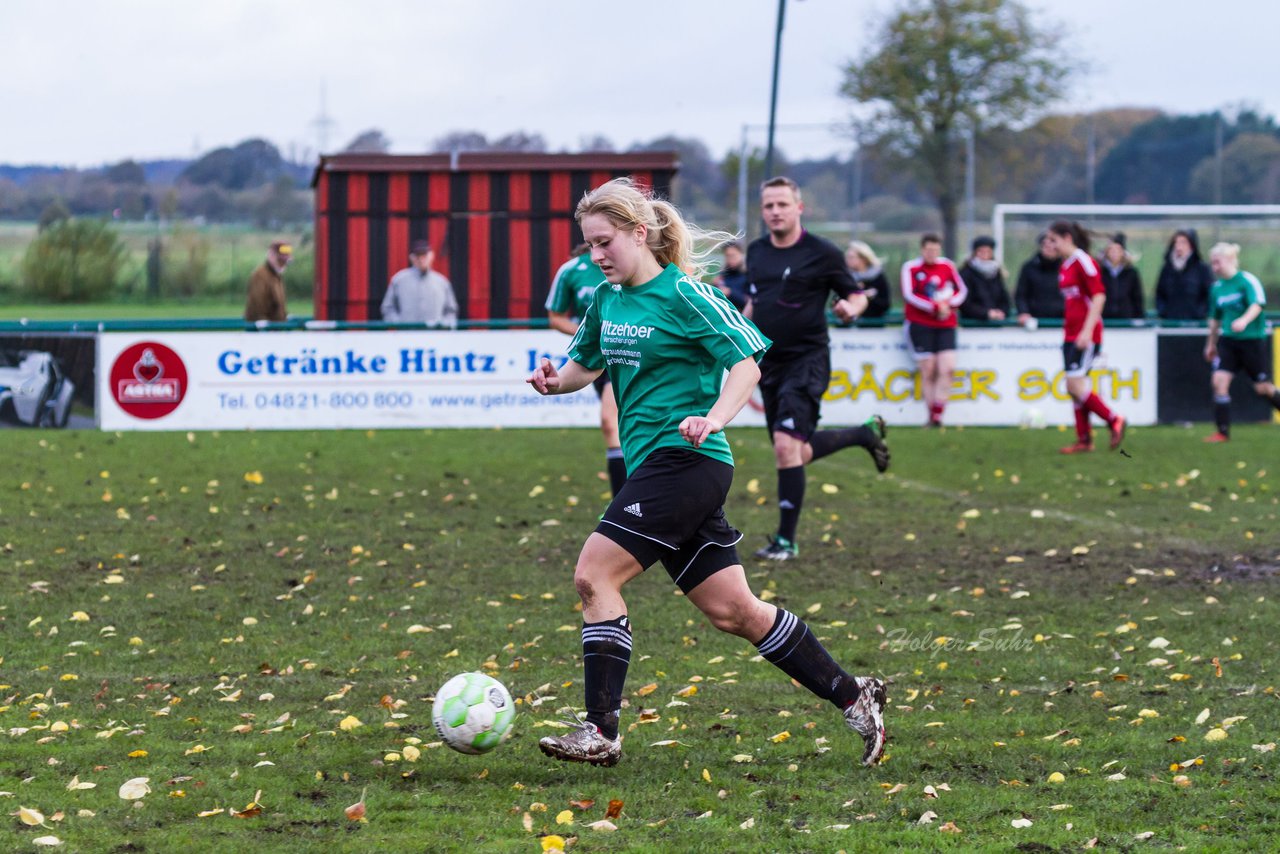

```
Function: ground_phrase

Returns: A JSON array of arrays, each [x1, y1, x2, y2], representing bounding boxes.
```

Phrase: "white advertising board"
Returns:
[[97, 327, 1157, 431], [757, 325, 1159, 428], [97, 330, 600, 430]]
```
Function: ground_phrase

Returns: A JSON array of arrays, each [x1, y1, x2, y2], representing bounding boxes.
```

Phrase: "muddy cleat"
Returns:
[[844, 676, 887, 767], [865, 414, 888, 440], [1108, 415, 1127, 451], [754, 535, 799, 561], [864, 417, 890, 473], [1203, 431, 1230, 443], [1059, 440, 1094, 455], [538, 720, 622, 767]]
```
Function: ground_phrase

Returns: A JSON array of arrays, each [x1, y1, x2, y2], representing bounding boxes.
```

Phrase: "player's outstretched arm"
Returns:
[[526, 358, 599, 396]]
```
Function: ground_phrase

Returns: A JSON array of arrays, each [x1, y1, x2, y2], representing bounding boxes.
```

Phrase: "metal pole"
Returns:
[[763, 0, 787, 184], [738, 125, 749, 239], [1085, 117, 1096, 205], [1214, 113, 1224, 206], [851, 143, 862, 231], [965, 127, 976, 250]]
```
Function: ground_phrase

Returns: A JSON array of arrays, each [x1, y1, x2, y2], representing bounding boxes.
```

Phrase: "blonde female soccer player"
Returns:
[[527, 178, 886, 768]]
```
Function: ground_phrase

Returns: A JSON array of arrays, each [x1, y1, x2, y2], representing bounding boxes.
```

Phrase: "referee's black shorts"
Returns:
[[597, 447, 742, 593], [759, 348, 829, 441]]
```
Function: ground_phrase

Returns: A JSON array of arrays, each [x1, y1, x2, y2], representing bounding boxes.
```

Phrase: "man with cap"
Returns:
[[959, 235, 1011, 322], [244, 240, 292, 322], [381, 239, 459, 328]]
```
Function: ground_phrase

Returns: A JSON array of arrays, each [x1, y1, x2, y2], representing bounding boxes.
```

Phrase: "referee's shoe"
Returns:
[[755, 534, 799, 561], [864, 414, 890, 473]]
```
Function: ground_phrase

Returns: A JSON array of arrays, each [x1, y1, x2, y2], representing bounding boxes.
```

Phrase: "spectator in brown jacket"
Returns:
[[244, 241, 292, 322]]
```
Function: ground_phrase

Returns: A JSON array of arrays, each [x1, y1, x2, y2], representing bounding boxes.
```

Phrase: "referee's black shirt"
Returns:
[[747, 231, 858, 361]]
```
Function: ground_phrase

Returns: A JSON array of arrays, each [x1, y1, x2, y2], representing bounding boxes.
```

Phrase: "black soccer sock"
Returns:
[[776, 466, 805, 543], [808, 425, 875, 462], [582, 615, 632, 740], [1214, 395, 1231, 437], [1269, 390, 1280, 413], [754, 608, 859, 709], [605, 447, 627, 497]]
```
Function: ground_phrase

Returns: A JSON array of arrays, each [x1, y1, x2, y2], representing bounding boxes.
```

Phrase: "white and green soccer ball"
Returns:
[[432, 672, 515, 754]]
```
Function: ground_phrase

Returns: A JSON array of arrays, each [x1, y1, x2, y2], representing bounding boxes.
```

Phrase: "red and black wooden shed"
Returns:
[[311, 152, 679, 322]]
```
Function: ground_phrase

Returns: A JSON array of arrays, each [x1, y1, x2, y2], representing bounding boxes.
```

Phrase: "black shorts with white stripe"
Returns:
[[596, 447, 742, 593]]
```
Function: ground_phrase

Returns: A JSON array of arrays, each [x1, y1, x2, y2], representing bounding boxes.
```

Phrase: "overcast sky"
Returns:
[[2, 0, 1277, 168]]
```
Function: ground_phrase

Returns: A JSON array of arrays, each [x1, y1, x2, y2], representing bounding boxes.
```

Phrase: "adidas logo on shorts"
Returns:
[[623, 502, 643, 517]]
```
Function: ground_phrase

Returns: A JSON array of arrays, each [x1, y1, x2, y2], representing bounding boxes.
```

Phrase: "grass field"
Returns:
[[1, 424, 1278, 852], [0, 222, 312, 314]]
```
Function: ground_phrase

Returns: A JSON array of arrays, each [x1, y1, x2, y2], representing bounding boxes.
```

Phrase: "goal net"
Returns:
[[991, 204, 1280, 307]]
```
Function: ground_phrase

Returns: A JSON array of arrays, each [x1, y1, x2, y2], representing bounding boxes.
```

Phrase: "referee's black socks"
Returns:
[[808, 425, 876, 461], [754, 608, 860, 709], [605, 447, 627, 497], [582, 615, 632, 740], [776, 466, 805, 543], [1214, 395, 1231, 437]]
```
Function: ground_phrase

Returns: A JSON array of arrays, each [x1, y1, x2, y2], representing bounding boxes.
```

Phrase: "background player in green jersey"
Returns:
[[1203, 242, 1280, 442], [546, 242, 627, 495], [527, 178, 886, 769]]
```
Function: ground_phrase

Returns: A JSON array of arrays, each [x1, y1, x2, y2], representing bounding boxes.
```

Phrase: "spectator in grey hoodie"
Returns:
[[381, 240, 459, 327]]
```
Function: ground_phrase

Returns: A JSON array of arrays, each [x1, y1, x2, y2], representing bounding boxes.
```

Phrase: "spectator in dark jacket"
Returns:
[[1155, 228, 1212, 320], [1100, 232, 1145, 320], [959, 235, 1011, 322], [1014, 232, 1063, 328], [712, 241, 749, 311], [844, 240, 891, 318]]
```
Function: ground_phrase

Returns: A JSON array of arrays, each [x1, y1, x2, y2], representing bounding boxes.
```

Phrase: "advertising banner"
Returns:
[[97, 327, 1158, 431], [733, 326, 1157, 428], [97, 330, 599, 430], [0, 332, 96, 429]]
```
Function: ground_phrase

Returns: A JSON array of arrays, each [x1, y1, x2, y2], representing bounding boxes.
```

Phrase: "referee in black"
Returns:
[[746, 176, 889, 562]]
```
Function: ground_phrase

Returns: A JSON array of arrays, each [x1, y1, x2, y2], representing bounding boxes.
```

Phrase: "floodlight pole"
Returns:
[[763, 0, 787, 186], [738, 125, 750, 239]]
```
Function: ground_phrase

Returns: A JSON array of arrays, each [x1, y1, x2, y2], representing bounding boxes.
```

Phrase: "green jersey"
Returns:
[[1210, 271, 1267, 339], [545, 253, 604, 320], [567, 264, 770, 474]]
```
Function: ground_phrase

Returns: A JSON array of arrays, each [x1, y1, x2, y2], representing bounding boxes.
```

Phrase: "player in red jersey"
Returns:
[[1045, 220, 1127, 454], [900, 233, 967, 426]]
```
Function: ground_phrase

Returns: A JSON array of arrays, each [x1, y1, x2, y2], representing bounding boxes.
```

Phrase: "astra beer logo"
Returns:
[[111, 341, 188, 419]]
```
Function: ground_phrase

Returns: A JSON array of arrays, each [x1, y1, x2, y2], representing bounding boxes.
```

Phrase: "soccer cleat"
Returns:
[[844, 676, 887, 767], [865, 414, 888, 440], [1059, 440, 1094, 455], [754, 535, 799, 561], [864, 416, 890, 473], [1203, 432, 1230, 443], [538, 719, 622, 767], [1108, 415, 1127, 451]]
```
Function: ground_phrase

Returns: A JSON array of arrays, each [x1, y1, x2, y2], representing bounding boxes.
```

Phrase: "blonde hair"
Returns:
[[846, 240, 880, 268], [575, 177, 736, 280], [1209, 241, 1240, 262]]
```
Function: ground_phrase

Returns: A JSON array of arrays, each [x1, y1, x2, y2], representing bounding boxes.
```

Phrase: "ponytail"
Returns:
[[1048, 219, 1092, 253], [575, 177, 736, 280]]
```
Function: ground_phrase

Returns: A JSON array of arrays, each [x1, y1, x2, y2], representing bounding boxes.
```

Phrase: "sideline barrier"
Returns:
[[94, 326, 1160, 431], [1, 316, 1271, 431]]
